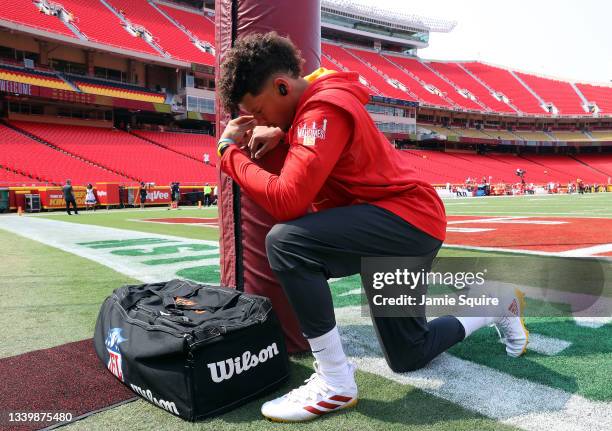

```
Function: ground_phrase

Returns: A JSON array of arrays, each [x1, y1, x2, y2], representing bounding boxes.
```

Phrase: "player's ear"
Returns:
[[273, 78, 289, 96]]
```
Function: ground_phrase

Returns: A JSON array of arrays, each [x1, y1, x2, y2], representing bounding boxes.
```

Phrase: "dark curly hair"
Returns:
[[218, 32, 303, 112]]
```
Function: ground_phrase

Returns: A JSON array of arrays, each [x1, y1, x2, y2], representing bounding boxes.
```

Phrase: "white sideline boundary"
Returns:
[[0, 216, 220, 283]]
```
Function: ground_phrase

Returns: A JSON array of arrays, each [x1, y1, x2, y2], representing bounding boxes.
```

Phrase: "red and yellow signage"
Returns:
[[38, 187, 87, 209], [95, 183, 120, 206]]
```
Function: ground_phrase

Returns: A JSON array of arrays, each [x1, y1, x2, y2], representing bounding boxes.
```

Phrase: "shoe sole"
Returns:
[[513, 288, 529, 357], [263, 397, 358, 423]]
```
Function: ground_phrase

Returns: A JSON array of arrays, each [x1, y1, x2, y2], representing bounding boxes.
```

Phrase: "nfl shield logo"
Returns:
[[105, 328, 127, 381]]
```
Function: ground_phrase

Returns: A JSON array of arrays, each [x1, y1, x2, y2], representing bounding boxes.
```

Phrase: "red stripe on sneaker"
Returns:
[[329, 395, 352, 402], [317, 401, 341, 409], [303, 406, 325, 415]]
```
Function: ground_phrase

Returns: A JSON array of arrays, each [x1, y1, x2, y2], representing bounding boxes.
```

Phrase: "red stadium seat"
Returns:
[[57, 0, 160, 56], [0, 123, 132, 185], [0, 0, 77, 38], [105, 0, 214, 64], [462, 62, 547, 115], [132, 130, 217, 162], [516, 72, 586, 115], [11, 121, 216, 184]]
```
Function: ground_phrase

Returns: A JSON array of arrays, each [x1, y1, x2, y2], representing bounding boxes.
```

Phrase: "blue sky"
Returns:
[[373, 0, 612, 84]]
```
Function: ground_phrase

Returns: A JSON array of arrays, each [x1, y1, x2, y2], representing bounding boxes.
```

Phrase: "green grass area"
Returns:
[[64, 354, 518, 431], [443, 193, 612, 217], [0, 222, 520, 431], [3, 195, 611, 429], [0, 228, 137, 359], [450, 317, 612, 401], [39, 207, 219, 241]]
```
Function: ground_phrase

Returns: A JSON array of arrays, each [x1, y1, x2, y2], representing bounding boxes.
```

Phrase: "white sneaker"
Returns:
[[261, 361, 358, 422], [494, 289, 529, 357]]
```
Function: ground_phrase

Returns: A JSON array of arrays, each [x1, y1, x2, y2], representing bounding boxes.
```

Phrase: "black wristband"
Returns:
[[218, 142, 231, 157]]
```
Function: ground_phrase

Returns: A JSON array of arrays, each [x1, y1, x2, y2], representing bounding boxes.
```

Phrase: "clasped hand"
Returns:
[[221, 116, 284, 159]]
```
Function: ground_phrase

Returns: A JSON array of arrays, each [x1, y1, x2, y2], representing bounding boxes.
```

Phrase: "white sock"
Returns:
[[456, 316, 496, 338], [308, 326, 350, 385]]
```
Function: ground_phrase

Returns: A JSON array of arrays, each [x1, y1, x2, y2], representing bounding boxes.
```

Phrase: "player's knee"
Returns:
[[385, 344, 428, 373], [266, 223, 296, 269]]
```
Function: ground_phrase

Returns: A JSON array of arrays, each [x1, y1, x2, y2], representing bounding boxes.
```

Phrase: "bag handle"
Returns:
[[119, 281, 241, 314]]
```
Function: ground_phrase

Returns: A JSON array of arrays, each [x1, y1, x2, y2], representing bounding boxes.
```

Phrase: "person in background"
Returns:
[[203, 183, 212, 207], [63, 179, 78, 215], [85, 183, 96, 211], [169, 182, 180, 210], [139, 182, 148, 210]]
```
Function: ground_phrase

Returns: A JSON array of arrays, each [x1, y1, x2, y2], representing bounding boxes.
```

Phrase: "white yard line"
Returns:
[[0, 216, 219, 283], [558, 243, 612, 257], [443, 243, 612, 259]]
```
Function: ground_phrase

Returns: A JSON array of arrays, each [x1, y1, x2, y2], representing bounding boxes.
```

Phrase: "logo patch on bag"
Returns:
[[130, 383, 180, 415], [207, 343, 280, 383], [105, 328, 127, 381], [175, 297, 196, 306], [297, 119, 327, 146]]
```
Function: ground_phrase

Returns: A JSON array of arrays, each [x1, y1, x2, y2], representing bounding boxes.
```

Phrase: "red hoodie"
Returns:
[[221, 70, 446, 241]]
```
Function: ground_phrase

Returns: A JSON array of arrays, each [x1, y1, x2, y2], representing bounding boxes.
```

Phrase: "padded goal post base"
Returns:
[[215, 0, 322, 353]]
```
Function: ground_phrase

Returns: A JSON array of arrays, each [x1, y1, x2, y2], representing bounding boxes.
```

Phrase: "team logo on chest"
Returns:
[[105, 328, 127, 381], [297, 118, 328, 146]]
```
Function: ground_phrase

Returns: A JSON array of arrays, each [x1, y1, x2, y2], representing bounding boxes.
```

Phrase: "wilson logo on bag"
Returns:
[[207, 343, 280, 383]]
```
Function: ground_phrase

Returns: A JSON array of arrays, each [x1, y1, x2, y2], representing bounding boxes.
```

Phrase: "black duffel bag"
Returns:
[[94, 279, 290, 421]]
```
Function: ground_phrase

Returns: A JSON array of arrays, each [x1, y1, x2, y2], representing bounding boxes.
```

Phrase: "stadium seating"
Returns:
[[462, 62, 546, 115], [55, 0, 160, 55], [515, 72, 586, 115], [321, 43, 412, 100], [400, 149, 596, 184], [452, 128, 493, 139], [573, 154, 612, 176], [105, 0, 214, 65], [156, 3, 215, 47], [349, 48, 450, 106], [549, 130, 590, 142], [0, 165, 39, 185], [132, 130, 217, 161], [418, 125, 460, 138], [487, 153, 579, 183], [512, 130, 554, 141], [521, 154, 608, 183], [0, 0, 77, 38], [402, 149, 485, 183], [385, 55, 482, 110], [72, 76, 165, 103], [320, 54, 340, 71], [426, 62, 516, 113], [575, 83, 612, 114], [590, 130, 612, 141], [0, 123, 130, 184], [0, 64, 72, 91], [482, 129, 523, 141], [11, 121, 215, 184]]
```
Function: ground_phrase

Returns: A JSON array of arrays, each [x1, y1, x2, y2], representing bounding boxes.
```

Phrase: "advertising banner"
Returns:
[[135, 186, 171, 205], [38, 187, 86, 209], [95, 183, 120, 206]]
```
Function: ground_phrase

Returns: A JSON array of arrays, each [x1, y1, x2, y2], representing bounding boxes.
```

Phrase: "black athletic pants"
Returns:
[[266, 204, 465, 372], [65, 198, 78, 215]]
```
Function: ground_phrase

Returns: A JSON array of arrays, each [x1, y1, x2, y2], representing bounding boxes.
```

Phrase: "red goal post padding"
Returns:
[[215, 0, 321, 353]]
